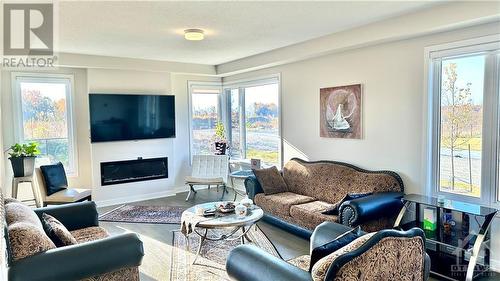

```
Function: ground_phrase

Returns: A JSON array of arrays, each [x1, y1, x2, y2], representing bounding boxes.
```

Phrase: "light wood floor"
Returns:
[[98, 188, 497, 281]]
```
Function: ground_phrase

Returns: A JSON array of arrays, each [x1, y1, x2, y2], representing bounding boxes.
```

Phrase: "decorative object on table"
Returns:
[[7, 142, 40, 177], [320, 84, 362, 139], [180, 202, 264, 265], [99, 205, 186, 224], [442, 209, 455, 235], [423, 207, 437, 231], [217, 201, 236, 213], [395, 194, 498, 280], [250, 158, 261, 170], [170, 225, 280, 281], [213, 121, 227, 155], [240, 195, 253, 208], [235, 204, 247, 218], [437, 194, 446, 204]]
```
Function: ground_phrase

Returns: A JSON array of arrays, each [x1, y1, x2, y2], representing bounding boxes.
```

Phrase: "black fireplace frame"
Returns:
[[100, 157, 168, 186]]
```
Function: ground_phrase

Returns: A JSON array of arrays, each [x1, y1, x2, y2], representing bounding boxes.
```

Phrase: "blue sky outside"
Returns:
[[442, 55, 485, 105]]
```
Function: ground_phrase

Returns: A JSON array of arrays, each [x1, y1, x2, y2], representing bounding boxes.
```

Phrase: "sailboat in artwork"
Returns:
[[326, 103, 356, 132]]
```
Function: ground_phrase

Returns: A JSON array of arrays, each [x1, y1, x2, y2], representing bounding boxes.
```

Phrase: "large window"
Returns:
[[189, 84, 222, 156], [13, 74, 77, 174], [226, 77, 281, 167], [428, 36, 500, 205]]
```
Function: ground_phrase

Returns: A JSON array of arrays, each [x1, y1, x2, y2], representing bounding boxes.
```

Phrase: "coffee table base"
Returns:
[[186, 225, 255, 265]]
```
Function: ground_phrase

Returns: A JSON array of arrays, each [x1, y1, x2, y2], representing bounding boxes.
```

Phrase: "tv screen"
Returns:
[[89, 94, 175, 142]]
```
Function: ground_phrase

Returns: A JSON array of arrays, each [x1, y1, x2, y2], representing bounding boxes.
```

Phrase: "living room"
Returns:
[[0, 1, 499, 281]]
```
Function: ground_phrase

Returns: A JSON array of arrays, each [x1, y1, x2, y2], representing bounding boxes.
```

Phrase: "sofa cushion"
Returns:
[[282, 159, 402, 204], [41, 213, 78, 247], [70, 226, 109, 243], [311, 232, 376, 281], [290, 201, 338, 230], [5, 202, 43, 230], [81, 266, 140, 281], [252, 166, 288, 195], [255, 192, 315, 217], [40, 162, 68, 196], [8, 222, 56, 261]]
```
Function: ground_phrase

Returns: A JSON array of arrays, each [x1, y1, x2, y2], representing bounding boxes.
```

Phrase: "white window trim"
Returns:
[[11, 72, 78, 176], [222, 74, 283, 168], [424, 35, 500, 207], [187, 81, 223, 162]]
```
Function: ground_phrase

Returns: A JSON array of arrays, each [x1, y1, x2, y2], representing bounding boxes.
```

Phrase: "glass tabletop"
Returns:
[[403, 194, 497, 216], [185, 202, 264, 228], [230, 170, 254, 178]]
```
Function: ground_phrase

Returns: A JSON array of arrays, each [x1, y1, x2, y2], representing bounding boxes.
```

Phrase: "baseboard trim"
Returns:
[[95, 187, 184, 207]]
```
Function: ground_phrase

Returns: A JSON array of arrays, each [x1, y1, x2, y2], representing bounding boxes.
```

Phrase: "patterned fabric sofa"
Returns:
[[0, 190, 144, 281], [245, 158, 404, 237], [226, 222, 431, 281]]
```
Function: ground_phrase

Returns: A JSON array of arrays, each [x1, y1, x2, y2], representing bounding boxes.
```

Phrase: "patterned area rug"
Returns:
[[99, 205, 186, 224], [171, 225, 290, 280]]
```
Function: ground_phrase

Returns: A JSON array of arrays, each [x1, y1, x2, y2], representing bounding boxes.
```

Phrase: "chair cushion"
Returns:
[[8, 222, 56, 261], [40, 162, 68, 196], [254, 192, 315, 217], [252, 166, 288, 195], [289, 201, 338, 230], [309, 226, 362, 271], [185, 176, 224, 184], [45, 188, 91, 203], [70, 226, 109, 243], [41, 213, 77, 247], [311, 232, 375, 281]]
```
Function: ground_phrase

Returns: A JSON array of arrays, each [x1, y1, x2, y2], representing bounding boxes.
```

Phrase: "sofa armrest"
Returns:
[[8, 233, 144, 281], [226, 245, 312, 281], [34, 201, 99, 231], [339, 192, 403, 227], [244, 175, 264, 200]]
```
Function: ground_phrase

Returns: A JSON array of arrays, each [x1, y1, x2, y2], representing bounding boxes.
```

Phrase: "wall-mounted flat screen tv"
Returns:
[[89, 94, 175, 142]]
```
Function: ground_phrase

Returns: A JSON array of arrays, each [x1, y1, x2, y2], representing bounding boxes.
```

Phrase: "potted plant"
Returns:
[[8, 142, 41, 177], [213, 121, 227, 155]]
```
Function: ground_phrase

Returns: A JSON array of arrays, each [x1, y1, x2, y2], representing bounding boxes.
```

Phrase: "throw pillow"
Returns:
[[8, 222, 56, 261], [41, 213, 78, 247], [322, 192, 373, 216], [252, 166, 288, 195], [40, 162, 68, 196], [309, 226, 362, 271], [5, 202, 44, 229]]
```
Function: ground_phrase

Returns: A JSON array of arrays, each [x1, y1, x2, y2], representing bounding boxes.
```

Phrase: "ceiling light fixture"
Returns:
[[184, 29, 205, 41]]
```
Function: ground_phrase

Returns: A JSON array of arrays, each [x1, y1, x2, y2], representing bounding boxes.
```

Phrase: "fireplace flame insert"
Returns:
[[100, 157, 168, 186]]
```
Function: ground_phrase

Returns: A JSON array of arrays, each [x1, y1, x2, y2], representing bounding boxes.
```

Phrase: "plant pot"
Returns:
[[9, 156, 36, 177], [214, 142, 227, 155]]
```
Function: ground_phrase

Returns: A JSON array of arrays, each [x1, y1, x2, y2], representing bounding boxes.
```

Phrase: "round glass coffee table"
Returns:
[[182, 202, 264, 264]]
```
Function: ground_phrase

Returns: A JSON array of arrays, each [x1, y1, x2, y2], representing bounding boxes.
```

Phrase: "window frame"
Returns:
[[425, 35, 500, 207], [222, 74, 283, 168], [187, 81, 224, 160], [11, 72, 78, 176]]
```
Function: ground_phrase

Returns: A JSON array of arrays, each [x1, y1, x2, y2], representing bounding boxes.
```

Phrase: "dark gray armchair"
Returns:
[[226, 222, 430, 281]]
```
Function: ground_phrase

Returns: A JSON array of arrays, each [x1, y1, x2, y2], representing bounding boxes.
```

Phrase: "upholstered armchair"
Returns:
[[1, 193, 144, 281], [226, 222, 430, 281]]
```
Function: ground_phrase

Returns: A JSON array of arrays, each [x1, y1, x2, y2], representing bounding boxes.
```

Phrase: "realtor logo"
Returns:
[[3, 3, 53, 56]]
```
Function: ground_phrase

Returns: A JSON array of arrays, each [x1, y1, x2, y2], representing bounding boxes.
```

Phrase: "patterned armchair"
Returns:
[[226, 222, 430, 281], [0, 190, 144, 281]]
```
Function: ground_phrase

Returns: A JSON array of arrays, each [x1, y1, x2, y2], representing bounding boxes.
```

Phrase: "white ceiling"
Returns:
[[59, 1, 440, 65]]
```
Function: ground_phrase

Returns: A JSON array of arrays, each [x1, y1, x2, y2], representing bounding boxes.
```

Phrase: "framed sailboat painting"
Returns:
[[320, 84, 362, 139]]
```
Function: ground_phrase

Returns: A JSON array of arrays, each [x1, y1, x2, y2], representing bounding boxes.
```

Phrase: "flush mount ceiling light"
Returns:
[[184, 29, 205, 41]]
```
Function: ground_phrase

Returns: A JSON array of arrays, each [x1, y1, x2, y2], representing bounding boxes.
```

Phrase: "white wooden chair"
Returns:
[[185, 155, 229, 201]]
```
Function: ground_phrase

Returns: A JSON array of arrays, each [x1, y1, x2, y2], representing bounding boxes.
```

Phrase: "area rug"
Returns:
[[171, 225, 286, 280], [99, 205, 186, 224]]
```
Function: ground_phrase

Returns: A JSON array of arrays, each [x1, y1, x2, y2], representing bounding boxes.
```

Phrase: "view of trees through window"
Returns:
[[191, 92, 219, 155], [19, 80, 72, 170], [439, 55, 484, 198]]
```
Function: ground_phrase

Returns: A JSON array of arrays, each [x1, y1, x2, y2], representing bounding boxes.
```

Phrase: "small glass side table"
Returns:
[[394, 194, 497, 281], [229, 170, 253, 201]]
